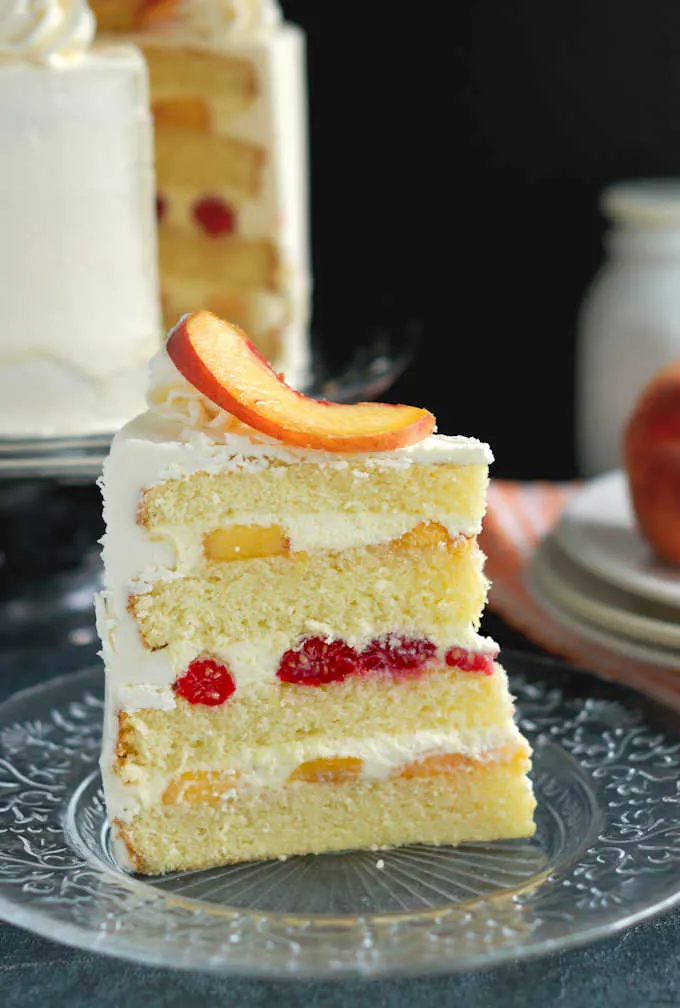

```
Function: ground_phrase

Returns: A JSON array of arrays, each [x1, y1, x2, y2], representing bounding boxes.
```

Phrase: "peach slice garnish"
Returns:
[[287, 757, 363, 783], [166, 311, 436, 452], [135, 0, 179, 27]]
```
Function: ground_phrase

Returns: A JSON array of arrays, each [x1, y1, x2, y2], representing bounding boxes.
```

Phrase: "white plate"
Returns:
[[554, 469, 680, 608], [527, 538, 680, 670], [532, 533, 680, 650]]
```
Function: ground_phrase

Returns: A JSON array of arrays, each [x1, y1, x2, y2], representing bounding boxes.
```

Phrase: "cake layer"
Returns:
[[155, 129, 266, 196], [142, 43, 258, 106], [112, 751, 536, 874], [159, 228, 276, 288], [127, 524, 488, 656], [114, 666, 516, 780], [138, 458, 489, 535]]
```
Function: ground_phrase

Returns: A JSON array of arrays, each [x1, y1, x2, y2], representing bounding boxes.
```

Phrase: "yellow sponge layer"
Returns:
[[138, 463, 489, 532], [129, 524, 488, 652], [114, 753, 536, 874], [116, 666, 514, 779]]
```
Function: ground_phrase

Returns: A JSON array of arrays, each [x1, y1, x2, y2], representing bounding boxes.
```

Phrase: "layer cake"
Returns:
[[97, 311, 535, 874], [93, 0, 310, 386]]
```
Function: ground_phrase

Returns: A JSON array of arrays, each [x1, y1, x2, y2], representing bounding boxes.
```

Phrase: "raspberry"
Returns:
[[360, 635, 436, 674], [277, 637, 358, 685], [445, 646, 496, 676], [156, 192, 167, 223], [174, 658, 236, 705], [192, 195, 236, 236]]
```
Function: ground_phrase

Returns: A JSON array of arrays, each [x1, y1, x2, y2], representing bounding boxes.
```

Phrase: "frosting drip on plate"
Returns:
[[0, 0, 95, 62]]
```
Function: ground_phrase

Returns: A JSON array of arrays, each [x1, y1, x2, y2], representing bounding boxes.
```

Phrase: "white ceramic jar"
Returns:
[[576, 179, 680, 476]]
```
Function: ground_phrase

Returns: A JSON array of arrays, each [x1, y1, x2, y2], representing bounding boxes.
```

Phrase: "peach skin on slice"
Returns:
[[166, 310, 436, 452], [136, 0, 179, 27]]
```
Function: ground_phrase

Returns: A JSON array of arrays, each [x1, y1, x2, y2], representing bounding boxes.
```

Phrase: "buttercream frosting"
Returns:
[[173, 0, 280, 39], [0, 46, 161, 436], [0, 0, 94, 63]]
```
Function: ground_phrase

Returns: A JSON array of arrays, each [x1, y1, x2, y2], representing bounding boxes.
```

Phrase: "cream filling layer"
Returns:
[[134, 512, 478, 580], [104, 723, 528, 818]]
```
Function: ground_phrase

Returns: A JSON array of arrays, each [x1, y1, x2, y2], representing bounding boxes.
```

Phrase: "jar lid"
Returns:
[[601, 178, 680, 226]]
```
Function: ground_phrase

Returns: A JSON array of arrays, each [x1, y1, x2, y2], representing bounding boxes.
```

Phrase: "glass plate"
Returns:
[[0, 651, 679, 980]]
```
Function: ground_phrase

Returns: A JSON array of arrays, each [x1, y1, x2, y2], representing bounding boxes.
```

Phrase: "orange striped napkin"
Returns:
[[480, 480, 680, 710]]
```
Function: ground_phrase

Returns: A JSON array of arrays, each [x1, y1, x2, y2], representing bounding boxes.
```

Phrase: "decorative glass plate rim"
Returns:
[[0, 650, 679, 979]]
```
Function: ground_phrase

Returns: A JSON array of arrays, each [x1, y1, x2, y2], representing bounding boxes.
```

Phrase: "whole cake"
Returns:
[[97, 311, 536, 874], [92, 0, 311, 387], [0, 0, 161, 438]]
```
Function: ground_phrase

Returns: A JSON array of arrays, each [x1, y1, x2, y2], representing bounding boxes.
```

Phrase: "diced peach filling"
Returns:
[[400, 745, 528, 778], [203, 523, 290, 562], [287, 757, 363, 783], [152, 96, 212, 132], [162, 770, 239, 806], [160, 747, 528, 807]]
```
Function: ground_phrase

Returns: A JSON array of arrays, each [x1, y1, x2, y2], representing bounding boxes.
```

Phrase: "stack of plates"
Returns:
[[526, 470, 680, 668]]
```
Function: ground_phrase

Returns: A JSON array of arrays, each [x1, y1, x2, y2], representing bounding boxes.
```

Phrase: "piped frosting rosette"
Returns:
[[0, 0, 95, 61], [172, 0, 280, 37]]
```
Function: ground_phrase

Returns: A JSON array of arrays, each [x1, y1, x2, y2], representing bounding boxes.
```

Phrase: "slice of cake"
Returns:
[[92, 0, 310, 388], [0, 7, 161, 438], [97, 311, 535, 874]]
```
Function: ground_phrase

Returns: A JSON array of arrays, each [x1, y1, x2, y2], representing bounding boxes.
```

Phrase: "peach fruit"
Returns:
[[166, 310, 435, 452], [623, 360, 680, 566]]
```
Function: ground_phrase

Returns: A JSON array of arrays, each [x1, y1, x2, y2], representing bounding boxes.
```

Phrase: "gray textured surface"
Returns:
[[2, 914, 679, 1007], [0, 637, 678, 1007]]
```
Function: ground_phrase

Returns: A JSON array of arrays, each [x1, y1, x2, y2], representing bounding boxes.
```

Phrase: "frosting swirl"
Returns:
[[147, 345, 246, 438], [174, 0, 280, 38], [0, 0, 95, 62]]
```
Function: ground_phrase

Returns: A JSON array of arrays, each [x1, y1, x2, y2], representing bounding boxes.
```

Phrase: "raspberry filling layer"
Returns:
[[277, 635, 496, 686], [175, 639, 497, 705], [174, 658, 236, 706]]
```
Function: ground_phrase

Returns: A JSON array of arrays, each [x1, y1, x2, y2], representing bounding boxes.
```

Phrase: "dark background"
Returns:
[[282, 0, 680, 481]]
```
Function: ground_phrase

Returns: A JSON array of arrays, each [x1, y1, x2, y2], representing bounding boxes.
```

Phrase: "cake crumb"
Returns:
[[376, 859, 385, 870]]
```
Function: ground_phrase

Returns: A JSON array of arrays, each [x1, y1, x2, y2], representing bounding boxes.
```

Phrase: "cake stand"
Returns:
[[0, 321, 421, 647]]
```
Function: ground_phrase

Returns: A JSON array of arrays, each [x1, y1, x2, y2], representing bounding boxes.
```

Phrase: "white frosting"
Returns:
[[0, 0, 94, 63], [0, 46, 161, 437], [174, 0, 280, 39]]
